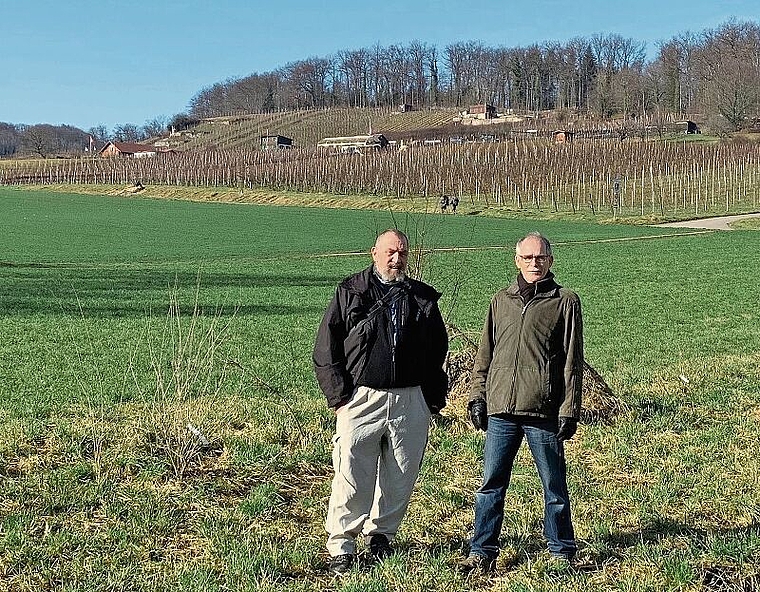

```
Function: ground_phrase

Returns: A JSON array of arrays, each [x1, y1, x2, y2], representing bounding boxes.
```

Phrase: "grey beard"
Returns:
[[374, 267, 406, 284]]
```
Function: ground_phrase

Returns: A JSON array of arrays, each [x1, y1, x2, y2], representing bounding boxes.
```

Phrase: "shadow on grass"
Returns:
[[409, 535, 470, 558], [597, 517, 760, 586], [415, 517, 760, 579], [0, 266, 342, 318], [602, 515, 760, 550]]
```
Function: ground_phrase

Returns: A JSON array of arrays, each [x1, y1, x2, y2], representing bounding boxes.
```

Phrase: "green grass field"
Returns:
[[1, 187, 759, 591]]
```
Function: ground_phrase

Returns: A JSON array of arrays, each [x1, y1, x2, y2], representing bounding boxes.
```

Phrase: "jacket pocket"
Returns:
[[344, 315, 378, 384], [544, 353, 563, 410], [323, 362, 350, 401]]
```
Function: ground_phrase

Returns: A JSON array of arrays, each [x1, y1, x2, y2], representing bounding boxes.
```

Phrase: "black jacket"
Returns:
[[313, 265, 449, 412]]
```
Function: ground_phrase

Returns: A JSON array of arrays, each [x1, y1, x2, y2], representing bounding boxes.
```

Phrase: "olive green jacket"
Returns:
[[469, 275, 583, 419]]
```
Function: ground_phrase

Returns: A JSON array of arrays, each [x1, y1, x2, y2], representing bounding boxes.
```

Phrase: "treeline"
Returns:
[[0, 123, 91, 158], [189, 20, 760, 131], [0, 114, 198, 158]]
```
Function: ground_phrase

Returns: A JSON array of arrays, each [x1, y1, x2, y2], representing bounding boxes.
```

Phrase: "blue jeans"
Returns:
[[470, 415, 576, 559]]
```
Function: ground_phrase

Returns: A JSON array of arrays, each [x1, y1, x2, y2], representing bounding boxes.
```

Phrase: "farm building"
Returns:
[[674, 120, 700, 134], [553, 130, 575, 144], [468, 104, 497, 119], [99, 142, 161, 158], [316, 134, 389, 153], [260, 135, 293, 150]]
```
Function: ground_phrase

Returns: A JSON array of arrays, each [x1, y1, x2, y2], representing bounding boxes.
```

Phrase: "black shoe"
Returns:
[[368, 534, 394, 561], [329, 553, 355, 575], [457, 554, 496, 574]]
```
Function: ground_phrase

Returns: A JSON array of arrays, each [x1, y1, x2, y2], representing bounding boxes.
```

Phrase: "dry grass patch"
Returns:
[[445, 331, 624, 426]]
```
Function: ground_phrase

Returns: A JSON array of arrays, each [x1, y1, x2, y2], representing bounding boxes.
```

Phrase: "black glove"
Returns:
[[557, 417, 577, 442], [468, 399, 488, 431]]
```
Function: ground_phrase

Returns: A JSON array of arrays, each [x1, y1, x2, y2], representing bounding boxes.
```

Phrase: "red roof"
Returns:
[[113, 142, 155, 153], [99, 141, 156, 155]]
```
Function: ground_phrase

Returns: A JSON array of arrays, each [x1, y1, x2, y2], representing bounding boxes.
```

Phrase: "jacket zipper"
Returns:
[[390, 296, 401, 385], [390, 312, 396, 384], [506, 288, 550, 413], [507, 300, 529, 413]]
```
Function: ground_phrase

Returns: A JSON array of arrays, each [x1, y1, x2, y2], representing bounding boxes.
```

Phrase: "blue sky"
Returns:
[[1, 0, 756, 131]]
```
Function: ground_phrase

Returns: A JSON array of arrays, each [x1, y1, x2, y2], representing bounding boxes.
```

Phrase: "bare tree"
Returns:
[[0, 122, 22, 156], [382, 44, 411, 106], [445, 42, 469, 107], [112, 123, 144, 143], [589, 33, 645, 116], [408, 41, 433, 107], [695, 20, 760, 129], [143, 116, 169, 139], [88, 124, 109, 145], [167, 114, 199, 132], [21, 124, 57, 158], [283, 57, 332, 108], [189, 82, 228, 118], [338, 48, 370, 107], [223, 75, 262, 113]]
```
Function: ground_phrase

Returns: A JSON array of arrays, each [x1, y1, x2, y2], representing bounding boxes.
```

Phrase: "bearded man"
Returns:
[[313, 229, 449, 575]]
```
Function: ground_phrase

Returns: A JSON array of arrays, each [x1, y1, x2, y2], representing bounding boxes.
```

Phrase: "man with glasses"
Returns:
[[459, 231, 584, 573]]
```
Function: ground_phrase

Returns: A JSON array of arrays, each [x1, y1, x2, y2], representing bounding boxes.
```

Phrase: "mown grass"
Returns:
[[7, 182, 757, 226], [1, 187, 759, 591], [729, 217, 760, 230]]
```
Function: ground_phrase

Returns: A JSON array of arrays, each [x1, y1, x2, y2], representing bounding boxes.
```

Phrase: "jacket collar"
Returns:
[[341, 265, 403, 294], [506, 272, 560, 298], [341, 265, 441, 302]]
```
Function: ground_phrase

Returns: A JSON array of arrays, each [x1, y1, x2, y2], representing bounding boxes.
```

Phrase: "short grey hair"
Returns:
[[515, 232, 552, 256]]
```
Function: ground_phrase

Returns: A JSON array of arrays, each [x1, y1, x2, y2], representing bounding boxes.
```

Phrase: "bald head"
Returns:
[[372, 229, 409, 282]]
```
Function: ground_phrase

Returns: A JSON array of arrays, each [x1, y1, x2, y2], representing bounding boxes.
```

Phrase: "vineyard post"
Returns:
[[612, 176, 622, 220]]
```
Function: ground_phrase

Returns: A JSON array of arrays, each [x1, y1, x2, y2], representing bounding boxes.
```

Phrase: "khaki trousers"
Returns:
[[325, 385, 431, 556]]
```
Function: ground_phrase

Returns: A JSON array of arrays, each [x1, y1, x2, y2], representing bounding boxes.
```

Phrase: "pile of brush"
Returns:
[[445, 336, 624, 425]]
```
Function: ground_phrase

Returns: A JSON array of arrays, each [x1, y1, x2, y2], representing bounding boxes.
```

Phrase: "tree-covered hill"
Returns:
[[187, 20, 760, 135]]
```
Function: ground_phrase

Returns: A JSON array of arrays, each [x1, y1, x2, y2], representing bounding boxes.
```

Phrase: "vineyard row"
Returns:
[[3, 141, 760, 217]]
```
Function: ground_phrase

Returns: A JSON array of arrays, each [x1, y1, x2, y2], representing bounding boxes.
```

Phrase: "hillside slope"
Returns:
[[165, 107, 461, 151], [158, 107, 714, 153]]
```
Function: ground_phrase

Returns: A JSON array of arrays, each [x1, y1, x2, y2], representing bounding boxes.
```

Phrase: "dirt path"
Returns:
[[656, 212, 760, 230], [316, 230, 713, 258]]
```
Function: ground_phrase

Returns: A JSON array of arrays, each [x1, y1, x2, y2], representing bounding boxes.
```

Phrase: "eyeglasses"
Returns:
[[517, 254, 550, 264]]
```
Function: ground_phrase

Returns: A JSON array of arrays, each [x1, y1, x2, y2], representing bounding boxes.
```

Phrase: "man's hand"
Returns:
[[333, 398, 349, 414], [557, 417, 577, 442], [468, 399, 488, 431]]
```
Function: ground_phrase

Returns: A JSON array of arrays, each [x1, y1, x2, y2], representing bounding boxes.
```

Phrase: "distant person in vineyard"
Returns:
[[440, 194, 449, 213], [459, 231, 583, 574], [313, 229, 449, 576]]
